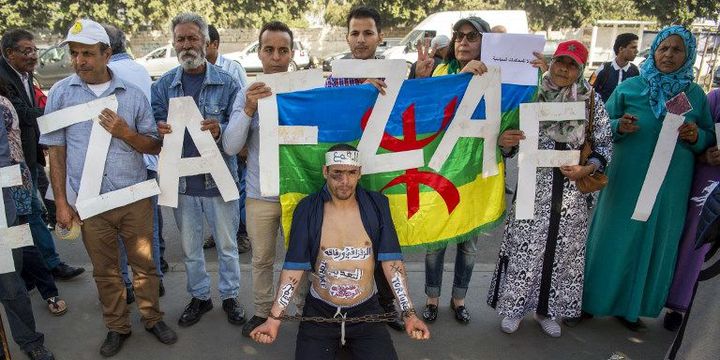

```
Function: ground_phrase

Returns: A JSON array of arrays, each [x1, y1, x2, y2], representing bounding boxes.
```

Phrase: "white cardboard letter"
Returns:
[[332, 60, 422, 175], [157, 97, 239, 207], [257, 69, 325, 197], [38, 95, 160, 219], [0, 165, 34, 274], [631, 114, 685, 221], [428, 67, 502, 177], [516, 102, 584, 220]]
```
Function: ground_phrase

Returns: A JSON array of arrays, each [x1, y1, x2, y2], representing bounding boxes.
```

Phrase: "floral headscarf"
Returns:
[[640, 25, 696, 119]]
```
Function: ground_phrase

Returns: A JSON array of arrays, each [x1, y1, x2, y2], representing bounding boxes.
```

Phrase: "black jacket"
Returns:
[[0, 57, 44, 167]]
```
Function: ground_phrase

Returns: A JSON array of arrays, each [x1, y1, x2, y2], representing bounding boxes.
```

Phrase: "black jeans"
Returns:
[[295, 294, 398, 360], [0, 248, 45, 352], [18, 216, 59, 300]]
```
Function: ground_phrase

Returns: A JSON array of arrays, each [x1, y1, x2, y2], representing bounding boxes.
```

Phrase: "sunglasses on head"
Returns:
[[453, 31, 481, 43]]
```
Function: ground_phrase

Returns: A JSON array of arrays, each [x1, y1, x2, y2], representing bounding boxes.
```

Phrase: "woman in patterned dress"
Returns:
[[487, 40, 613, 337]]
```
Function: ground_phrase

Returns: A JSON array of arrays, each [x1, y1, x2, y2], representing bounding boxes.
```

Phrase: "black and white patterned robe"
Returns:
[[487, 92, 613, 319]]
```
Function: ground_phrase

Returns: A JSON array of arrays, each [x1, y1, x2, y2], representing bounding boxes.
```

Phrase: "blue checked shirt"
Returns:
[[39, 72, 157, 195]]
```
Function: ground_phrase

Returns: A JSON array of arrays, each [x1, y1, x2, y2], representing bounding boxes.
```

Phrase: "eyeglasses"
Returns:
[[453, 31, 481, 43], [13, 47, 39, 57]]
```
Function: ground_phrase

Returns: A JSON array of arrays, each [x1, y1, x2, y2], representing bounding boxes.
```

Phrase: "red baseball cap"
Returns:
[[553, 40, 588, 66]]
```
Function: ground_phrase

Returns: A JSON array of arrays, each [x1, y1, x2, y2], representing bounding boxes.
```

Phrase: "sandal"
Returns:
[[47, 296, 67, 316]]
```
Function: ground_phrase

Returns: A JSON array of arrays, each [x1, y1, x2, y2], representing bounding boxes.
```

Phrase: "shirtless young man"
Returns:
[[250, 144, 429, 359]]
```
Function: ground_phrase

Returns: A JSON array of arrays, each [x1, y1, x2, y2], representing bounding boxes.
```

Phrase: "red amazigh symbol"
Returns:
[[361, 98, 461, 219]]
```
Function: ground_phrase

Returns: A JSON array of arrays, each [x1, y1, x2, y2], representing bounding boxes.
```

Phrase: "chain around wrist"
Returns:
[[401, 308, 417, 319], [268, 311, 284, 321]]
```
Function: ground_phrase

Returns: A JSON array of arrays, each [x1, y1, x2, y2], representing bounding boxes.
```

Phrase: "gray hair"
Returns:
[[171, 12, 209, 43], [102, 24, 126, 55]]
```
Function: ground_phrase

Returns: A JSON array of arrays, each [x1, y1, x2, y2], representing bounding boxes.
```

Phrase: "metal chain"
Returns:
[[278, 311, 398, 323]]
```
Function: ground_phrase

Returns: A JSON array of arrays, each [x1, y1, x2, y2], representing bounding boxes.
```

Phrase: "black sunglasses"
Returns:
[[453, 31, 481, 43]]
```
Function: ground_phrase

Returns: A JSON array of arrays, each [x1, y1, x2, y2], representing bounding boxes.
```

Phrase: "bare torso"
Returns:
[[312, 201, 375, 307]]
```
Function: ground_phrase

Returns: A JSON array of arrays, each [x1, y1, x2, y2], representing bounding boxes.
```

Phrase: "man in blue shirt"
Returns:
[[152, 12, 245, 328], [249, 144, 430, 359], [203, 24, 251, 255], [40, 19, 176, 357], [103, 23, 167, 303]]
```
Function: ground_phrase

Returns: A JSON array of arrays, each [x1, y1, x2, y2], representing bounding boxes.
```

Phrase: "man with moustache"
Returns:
[[40, 19, 176, 357], [323, 6, 405, 331], [222, 20, 302, 337], [151, 12, 246, 328]]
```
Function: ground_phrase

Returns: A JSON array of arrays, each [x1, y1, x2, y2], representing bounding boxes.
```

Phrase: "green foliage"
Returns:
[[0, 0, 717, 35]]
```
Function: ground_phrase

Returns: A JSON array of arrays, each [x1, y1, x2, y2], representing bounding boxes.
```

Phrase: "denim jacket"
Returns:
[[151, 62, 240, 193]]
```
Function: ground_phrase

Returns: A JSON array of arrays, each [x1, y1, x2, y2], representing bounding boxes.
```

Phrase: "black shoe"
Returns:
[[237, 234, 251, 254], [178, 298, 213, 327], [381, 303, 405, 331], [126, 286, 135, 305], [159, 281, 165, 297], [450, 300, 471, 324], [203, 236, 216, 249], [51, 262, 85, 280], [563, 316, 582, 327], [145, 320, 178, 344], [222, 298, 247, 325], [26, 345, 55, 360], [241, 315, 267, 337], [663, 311, 683, 332], [422, 304, 438, 322], [615, 316, 648, 332], [99, 331, 131, 357], [160, 259, 169, 273]]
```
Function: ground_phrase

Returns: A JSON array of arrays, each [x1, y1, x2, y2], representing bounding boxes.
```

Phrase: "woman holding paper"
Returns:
[[486, 40, 612, 337], [663, 87, 720, 331], [581, 25, 715, 332]]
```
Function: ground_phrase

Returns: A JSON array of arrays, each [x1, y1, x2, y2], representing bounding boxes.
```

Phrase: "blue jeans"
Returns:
[[0, 248, 45, 352], [424, 237, 479, 299], [175, 194, 240, 300], [30, 168, 60, 269], [119, 170, 163, 285]]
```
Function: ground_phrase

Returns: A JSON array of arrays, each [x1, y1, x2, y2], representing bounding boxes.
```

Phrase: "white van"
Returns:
[[382, 10, 530, 66]]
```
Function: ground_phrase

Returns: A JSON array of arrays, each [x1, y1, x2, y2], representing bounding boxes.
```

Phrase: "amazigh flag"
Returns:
[[278, 73, 536, 250]]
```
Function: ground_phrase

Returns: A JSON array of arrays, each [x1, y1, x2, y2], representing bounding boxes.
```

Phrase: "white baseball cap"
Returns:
[[60, 19, 110, 47], [431, 35, 450, 50]]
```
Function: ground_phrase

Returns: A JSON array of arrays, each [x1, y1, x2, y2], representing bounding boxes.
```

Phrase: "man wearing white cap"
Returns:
[[39, 19, 177, 357], [250, 144, 430, 359], [408, 34, 449, 79]]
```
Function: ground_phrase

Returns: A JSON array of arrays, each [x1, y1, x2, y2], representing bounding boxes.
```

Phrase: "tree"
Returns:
[[634, 0, 719, 26]]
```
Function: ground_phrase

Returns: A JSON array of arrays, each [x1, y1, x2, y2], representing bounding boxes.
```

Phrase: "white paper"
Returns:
[[37, 96, 119, 134], [257, 69, 325, 197], [332, 60, 421, 175], [481, 33, 545, 86], [516, 102, 585, 220], [157, 97, 240, 208], [632, 114, 684, 221], [428, 67, 502, 177]]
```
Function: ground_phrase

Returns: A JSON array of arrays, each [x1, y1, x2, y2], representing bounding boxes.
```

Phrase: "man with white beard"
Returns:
[[151, 12, 246, 328]]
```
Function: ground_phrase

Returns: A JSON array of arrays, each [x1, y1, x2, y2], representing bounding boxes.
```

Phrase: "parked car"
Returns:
[[34, 45, 74, 89], [224, 40, 310, 72], [136, 44, 179, 80]]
